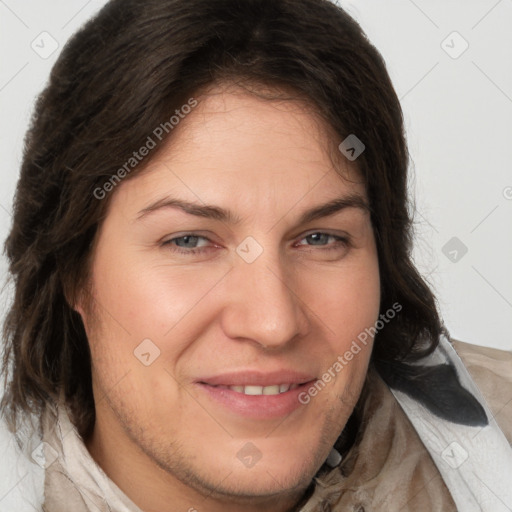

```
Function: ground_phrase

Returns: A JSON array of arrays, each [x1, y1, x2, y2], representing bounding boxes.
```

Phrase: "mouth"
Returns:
[[194, 372, 318, 419], [200, 382, 304, 395]]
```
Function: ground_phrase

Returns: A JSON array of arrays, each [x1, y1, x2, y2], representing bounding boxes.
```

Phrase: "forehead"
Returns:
[[110, 84, 366, 215], [166, 84, 354, 172]]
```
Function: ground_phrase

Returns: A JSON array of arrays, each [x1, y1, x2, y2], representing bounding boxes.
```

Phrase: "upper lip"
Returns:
[[196, 370, 317, 387]]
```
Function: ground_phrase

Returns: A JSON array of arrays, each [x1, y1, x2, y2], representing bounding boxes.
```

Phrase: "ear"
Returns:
[[61, 277, 87, 317], [71, 288, 90, 319], [64, 285, 96, 338], [72, 297, 86, 317]]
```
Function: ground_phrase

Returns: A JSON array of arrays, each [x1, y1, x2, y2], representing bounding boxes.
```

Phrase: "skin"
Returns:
[[78, 83, 381, 512]]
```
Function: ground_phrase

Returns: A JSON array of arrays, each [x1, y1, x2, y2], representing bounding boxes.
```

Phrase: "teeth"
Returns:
[[244, 385, 263, 395], [226, 383, 299, 395], [263, 385, 280, 395]]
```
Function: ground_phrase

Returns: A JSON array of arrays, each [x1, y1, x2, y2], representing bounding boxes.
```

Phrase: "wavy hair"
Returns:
[[1, 0, 445, 438]]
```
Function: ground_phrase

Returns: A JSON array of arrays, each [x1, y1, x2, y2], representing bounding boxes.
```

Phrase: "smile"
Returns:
[[208, 383, 300, 395]]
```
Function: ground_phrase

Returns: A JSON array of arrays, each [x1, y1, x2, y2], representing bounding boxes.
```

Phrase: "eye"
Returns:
[[295, 232, 350, 251], [161, 235, 213, 255], [161, 231, 351, 257]]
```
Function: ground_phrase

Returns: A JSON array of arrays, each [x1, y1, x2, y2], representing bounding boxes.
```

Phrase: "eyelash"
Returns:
[[161, 232, 351, 256]]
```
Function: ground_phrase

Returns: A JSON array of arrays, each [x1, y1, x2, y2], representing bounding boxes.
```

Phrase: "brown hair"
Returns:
[[1, 0, 445, 438]]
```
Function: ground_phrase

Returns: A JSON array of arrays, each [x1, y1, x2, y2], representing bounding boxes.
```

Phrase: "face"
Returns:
[[79, 84, 380, 511]]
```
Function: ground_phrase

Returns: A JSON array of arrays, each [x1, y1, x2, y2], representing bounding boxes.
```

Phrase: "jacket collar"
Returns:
[[388, 334, 512, 511]]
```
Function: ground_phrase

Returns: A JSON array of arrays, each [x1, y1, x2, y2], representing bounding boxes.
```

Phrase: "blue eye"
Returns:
[[162, 235, 211, 255], [171, 235, 205, 248], [162, 232, 350, 256], [297, 232, 349, 249]]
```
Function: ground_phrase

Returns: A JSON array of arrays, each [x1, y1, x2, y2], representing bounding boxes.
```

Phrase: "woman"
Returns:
[[1, 0, 511, 511]]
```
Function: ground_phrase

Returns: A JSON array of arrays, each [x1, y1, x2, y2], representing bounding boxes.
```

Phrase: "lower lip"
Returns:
[[195, 381, 316, 419]]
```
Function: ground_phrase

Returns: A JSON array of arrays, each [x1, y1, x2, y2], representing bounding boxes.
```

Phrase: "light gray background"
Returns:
[[0, 0, 511, 352]]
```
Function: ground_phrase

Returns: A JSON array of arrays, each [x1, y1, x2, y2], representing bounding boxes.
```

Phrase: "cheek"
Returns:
[[304, 256, 380, 341], [89, 245, 222, 340], [305, 253, 380, 394], [86, 224, 380, 367], [83, 248, 230, 393]]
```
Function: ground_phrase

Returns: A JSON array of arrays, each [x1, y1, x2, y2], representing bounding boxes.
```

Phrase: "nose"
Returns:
[[220, 246, 309, 349]]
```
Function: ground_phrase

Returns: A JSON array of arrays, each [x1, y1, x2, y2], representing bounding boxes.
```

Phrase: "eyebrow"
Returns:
[[136, 193, 370, 225]]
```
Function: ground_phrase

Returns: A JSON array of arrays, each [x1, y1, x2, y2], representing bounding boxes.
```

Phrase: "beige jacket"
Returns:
[[298, 339, 512, 511], [7, 337, 510, 512]]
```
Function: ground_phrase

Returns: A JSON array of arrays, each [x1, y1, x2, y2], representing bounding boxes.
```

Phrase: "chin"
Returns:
[[196, 437, 322, 496], [203, 458, 315, 501]]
